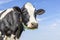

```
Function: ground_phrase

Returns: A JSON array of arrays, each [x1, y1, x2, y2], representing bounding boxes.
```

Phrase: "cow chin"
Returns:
[[28, 26, 38, 29]]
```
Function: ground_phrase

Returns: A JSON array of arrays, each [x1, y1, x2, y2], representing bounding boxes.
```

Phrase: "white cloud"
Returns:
[[49, 19, 60, 30], [37, 12, 60, 22], [37, 18, 42, 21], [50, 23, 58, 29], [37, 18, 60, 31], [0, 0, 13, 4]]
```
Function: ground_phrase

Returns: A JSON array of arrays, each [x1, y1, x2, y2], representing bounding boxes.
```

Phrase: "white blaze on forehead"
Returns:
[[25, 2, 37, 23], [25, 2, 35, 12]]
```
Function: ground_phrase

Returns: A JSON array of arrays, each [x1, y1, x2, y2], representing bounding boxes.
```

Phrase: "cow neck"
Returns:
[[22, 22, 28, 30], [13, 6, 28, 29]]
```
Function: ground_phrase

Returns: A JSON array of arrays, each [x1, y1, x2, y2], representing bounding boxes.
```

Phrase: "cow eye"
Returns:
[[24, 13, 27, 15]]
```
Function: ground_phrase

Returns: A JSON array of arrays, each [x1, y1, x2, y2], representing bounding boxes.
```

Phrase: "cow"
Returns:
[[0, 2, 45, 40]]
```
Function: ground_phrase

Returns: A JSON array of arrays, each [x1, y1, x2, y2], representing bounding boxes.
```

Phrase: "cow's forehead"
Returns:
[[25, 2, 35, 15], [25, 2, 35, 9]]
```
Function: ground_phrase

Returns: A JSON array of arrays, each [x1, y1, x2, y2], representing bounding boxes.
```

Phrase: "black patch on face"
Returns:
[[34, 10, 37, 19], [21, 7, 30, 25]]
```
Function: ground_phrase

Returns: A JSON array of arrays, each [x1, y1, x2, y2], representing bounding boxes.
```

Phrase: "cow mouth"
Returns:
[[23, 25, 38, 30], [27, 26, 38, 29], [27, 25, 38, 30]]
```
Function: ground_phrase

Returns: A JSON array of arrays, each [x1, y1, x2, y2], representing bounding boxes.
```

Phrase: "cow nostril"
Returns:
[[31, 23, 38, 27], [31, 23, 34, 25]]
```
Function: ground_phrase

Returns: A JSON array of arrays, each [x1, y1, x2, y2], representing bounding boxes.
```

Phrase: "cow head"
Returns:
[[21, 2, 45, 29]]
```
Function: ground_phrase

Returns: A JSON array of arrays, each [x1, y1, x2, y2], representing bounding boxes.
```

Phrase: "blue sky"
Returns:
[[0, 0, 60, 40]]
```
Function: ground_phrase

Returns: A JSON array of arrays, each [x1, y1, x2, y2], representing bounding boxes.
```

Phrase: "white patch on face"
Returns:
[[0, 8, 14, 20], [25, 2, 37, 27]]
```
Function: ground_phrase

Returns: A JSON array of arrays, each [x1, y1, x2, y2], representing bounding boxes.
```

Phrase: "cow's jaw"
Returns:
[[25, 2, 38, 29]]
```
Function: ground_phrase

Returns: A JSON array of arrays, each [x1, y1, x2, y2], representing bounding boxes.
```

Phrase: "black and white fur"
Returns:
[[0, 2, 45, 40]]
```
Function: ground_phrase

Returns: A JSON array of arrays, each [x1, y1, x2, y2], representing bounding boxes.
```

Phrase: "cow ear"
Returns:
[[36, 9, 45, 15]]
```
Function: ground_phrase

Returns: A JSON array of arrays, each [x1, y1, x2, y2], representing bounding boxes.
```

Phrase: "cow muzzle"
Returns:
[[27, 22, 38, 29]]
